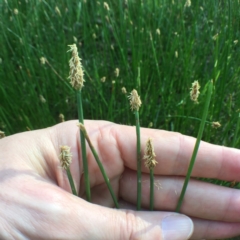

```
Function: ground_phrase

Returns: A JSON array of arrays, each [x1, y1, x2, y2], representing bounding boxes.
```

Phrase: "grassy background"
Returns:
[[1, 0, 240, 238]]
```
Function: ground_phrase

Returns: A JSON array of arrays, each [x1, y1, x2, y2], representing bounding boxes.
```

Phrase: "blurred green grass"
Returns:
[[1, 0, 240, 238]]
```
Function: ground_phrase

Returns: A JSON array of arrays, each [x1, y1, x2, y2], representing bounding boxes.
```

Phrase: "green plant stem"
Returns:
[[79, 124, 119, 208], [66, 167, 77, 196], [176, 80, 213, 213], [232, 113, 240, 148], [135, 110, 142, 210], [150, 169, 154, 211], [77, 90, 91, 202]]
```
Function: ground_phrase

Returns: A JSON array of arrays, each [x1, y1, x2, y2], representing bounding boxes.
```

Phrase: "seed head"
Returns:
[[13, 8, 18, 15], [184, 0, 191, 7], [175, 51, 178, 58], [39, 95, 46, 103], [148, 122, 153, 128], [59, 146, 72, 170], [190, 80, 200, 103], [101, 76, 106, 82], [114, 68, 120, 77], [0, 131, 5, 139], [149, 32, 153, 41], [40, 57, 46, 65], [128, 89, 142, 111], [103, 2, 110, 11], [121, 87, 127, 94], [68, 44, 85, 90], [55, 6, 61, 16], [143, 138, 157, 170], [212, 121, 221, 129], [73, 36, 77, 43], [59, 113, 65, 122], [212, 33, 219, 41]]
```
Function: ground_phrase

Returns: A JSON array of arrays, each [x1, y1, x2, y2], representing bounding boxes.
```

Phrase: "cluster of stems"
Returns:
[[59, 44, 118, 208], [61, 44, 214, 215]]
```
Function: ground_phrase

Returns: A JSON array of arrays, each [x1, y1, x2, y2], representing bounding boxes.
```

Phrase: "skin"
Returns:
[[1, 120, 240, 239]]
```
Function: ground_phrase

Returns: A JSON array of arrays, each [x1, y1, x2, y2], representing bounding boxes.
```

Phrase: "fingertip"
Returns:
[[162, 214, 193, 240]]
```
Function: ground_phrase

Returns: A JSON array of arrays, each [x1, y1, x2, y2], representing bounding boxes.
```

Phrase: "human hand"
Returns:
[[0, 120, 240, 239]]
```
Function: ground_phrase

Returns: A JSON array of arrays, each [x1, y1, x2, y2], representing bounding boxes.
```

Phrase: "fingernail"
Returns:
[[162, 215, 193, 240]]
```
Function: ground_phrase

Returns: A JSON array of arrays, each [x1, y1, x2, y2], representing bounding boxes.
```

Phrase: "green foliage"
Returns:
[[1, 1, 240, 237], [1, 0, 240, 143]]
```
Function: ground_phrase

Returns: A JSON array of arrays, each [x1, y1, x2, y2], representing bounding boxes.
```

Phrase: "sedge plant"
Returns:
[[128, 89, 142, 210], [78, 123, 119, 209], [59, 145, 77, 196], [176, 80, 213, 212], [143, 138, 158, 211], [68, 44, 91, 202]]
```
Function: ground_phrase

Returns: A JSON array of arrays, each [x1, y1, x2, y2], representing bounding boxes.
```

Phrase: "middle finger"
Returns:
[[120, 168, 240, 222]]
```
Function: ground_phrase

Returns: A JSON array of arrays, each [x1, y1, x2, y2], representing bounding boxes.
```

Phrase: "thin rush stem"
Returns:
[[176, 80, 213, 212], [66, 167, 78, 196], [135, 110, 142, 210], [79, 124, 119, 209], [150, 169, 154, 211], [77, 90, 91, 202]]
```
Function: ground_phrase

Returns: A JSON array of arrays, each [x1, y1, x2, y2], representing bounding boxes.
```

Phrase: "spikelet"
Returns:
[[212, 121, 221, 129], [128, 89, 142, 111], [114, 68, 120, 77], [121, 87, 127, 94], [184, 0, 191, 7], [101, 76, 106, 82], [143, 138, 158, 170], [40, 57, 46, 65], [190, 80, 200, 103], [68, 44, 85, 90], [59, 146, 72, 170], [103, 2, 110, 11]]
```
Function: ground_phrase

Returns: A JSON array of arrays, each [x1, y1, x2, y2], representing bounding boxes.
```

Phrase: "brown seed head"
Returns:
[[59, 145, 72, 170], [190, 80, 200, 103], [68, 44, 85, 90], [143, 138, 157, 170], [128, 89, 142, 111]]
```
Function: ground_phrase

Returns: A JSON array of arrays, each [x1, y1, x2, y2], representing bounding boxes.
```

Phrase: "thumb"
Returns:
[[78, 201, 193, 240]]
